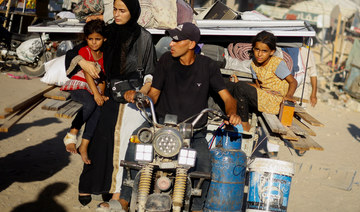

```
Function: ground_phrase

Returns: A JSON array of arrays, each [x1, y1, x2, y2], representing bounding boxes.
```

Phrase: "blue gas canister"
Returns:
[[204, 125, 247, 212]]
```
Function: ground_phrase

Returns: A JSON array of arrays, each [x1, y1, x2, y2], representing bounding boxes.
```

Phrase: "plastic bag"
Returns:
[[40, 55, 70, 86], [56, 40, 74, 57], [16, 34, 49, 63]]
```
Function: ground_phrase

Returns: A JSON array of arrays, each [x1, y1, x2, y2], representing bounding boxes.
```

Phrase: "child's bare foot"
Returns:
[[63, 133, 77, 154], [66, 143, 77, 154], [78, 139, 91, 164]]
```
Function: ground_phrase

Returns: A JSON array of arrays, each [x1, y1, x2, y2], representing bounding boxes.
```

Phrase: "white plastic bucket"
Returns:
[[246, 158, 295, 212]]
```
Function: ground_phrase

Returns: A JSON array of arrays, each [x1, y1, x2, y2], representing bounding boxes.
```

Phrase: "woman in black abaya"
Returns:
[[76, 0, 156, 209]]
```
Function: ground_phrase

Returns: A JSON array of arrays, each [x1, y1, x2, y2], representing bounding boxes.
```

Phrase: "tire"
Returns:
[[19, 54, 46, 77], [295, 149, 306, 156]]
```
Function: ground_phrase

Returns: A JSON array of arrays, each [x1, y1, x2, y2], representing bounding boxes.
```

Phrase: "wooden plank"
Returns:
[[261, 113, 287, 135], [286, 135, 323, 151], [295, 111, 324, 127], [63, 104, 82, 118], [289, 122, 306, 136], [41, 99, 59, 110], [302, 135, 324, 151], [293, 97, 309, 104], [294, 103, 307, 113], [241, 113, 258, 157], [292, 118, 316, 136], [55, 101, 82, 119], [281, 127, 299, 141], [258, 115, 283, 145], [43, 87, 70, 101], [0, 111, 14, 119], [0, 98, 45, 132], [41, 99, 71, 111], [4, 85, 55, 112], [286, 138, 310, 151], [220, 68, 252, 78]]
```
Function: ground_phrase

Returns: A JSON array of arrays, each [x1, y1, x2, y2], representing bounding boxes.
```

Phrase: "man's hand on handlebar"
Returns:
[[124, 90, 137, 103]]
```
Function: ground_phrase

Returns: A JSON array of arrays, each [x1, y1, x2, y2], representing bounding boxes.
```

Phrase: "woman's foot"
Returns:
[[78, 139, 91, 164], [98, 199, 128, 211], [63, 133, 77, 154]]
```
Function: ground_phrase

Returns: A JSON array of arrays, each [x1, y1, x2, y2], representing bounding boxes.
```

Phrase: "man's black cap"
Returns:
[[166, 22, 200, 43]]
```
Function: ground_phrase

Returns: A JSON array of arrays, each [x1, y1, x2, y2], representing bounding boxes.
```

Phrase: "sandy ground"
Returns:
[[0, 61, 360, 211]]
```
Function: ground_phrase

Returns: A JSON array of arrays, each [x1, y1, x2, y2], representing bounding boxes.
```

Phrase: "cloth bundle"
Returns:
[[227, 43, 293, 72], [227, 43, 252, 61]]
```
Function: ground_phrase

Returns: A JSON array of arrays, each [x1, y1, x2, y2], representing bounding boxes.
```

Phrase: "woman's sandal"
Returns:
[[96, 199, 125, 212], [78, 195, 92, 206]]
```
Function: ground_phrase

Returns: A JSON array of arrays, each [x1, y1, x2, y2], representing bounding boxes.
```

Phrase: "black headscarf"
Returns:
[[103, 0, 141, 79]]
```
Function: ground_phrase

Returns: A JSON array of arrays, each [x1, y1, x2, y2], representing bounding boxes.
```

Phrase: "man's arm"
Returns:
[[147, 87, 161, 104], [218, 89, 242, 125], [310, 76, 317, 107]]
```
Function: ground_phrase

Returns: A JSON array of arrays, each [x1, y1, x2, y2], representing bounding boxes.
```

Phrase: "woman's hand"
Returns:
[[124, 90, 137, 103], [94, 93, 105, 106], [78, 59, 100, 79]]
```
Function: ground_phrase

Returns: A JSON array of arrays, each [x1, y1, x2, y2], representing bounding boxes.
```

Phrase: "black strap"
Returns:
[[136, 34, 144, 80]]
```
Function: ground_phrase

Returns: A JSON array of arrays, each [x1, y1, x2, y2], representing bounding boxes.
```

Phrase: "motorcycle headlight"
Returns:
[[153, 128, 182, 157], [135, 144, 153, 162], [178, 148, 197, 167]]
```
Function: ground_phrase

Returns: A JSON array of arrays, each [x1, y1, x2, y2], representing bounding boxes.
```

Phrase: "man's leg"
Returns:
[[190, 134, 211, 211]]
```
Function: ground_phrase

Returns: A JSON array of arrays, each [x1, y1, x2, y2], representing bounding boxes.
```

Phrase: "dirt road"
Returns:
[[0, 72, 359, 212]]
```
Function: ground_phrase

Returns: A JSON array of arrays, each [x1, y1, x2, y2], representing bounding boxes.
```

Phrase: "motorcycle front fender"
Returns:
[[145, 193, 172, 212]]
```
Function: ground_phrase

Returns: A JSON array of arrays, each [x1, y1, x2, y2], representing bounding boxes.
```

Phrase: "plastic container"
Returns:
[[246, 158, 295, 212]]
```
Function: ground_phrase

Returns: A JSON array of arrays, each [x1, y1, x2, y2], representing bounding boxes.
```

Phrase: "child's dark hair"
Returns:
[[83, 19, 106, 38], [251, 30, 277, 51]]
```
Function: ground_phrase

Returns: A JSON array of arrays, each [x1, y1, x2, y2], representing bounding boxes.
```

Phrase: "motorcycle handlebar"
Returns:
[[191, 108, 229, 127], [134, 92, 229, 127], [133, 92, 158, 124]]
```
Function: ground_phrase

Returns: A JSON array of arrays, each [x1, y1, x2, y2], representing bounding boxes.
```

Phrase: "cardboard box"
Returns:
[[204, 1, 239, 20], [279, 100, 295, 127]]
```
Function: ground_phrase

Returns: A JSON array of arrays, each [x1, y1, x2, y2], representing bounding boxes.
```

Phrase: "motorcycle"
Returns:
[[0, 22, 55, 76], [120, 93, 229, 212]]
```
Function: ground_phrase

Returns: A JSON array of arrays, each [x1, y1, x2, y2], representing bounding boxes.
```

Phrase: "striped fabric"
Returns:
[[61, 46, 104, 94]]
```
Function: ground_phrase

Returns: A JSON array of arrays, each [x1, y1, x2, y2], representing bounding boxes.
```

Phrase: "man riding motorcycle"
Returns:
[[119, 22, 241, 211]]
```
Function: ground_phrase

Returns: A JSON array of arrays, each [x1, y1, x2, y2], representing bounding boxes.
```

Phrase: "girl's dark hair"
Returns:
[[83, 19, 106, 37], [251, 30, 277, 51]]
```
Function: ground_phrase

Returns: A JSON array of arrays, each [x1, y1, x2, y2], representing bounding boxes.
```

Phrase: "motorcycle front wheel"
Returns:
[[19, 54, 46, 77]]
